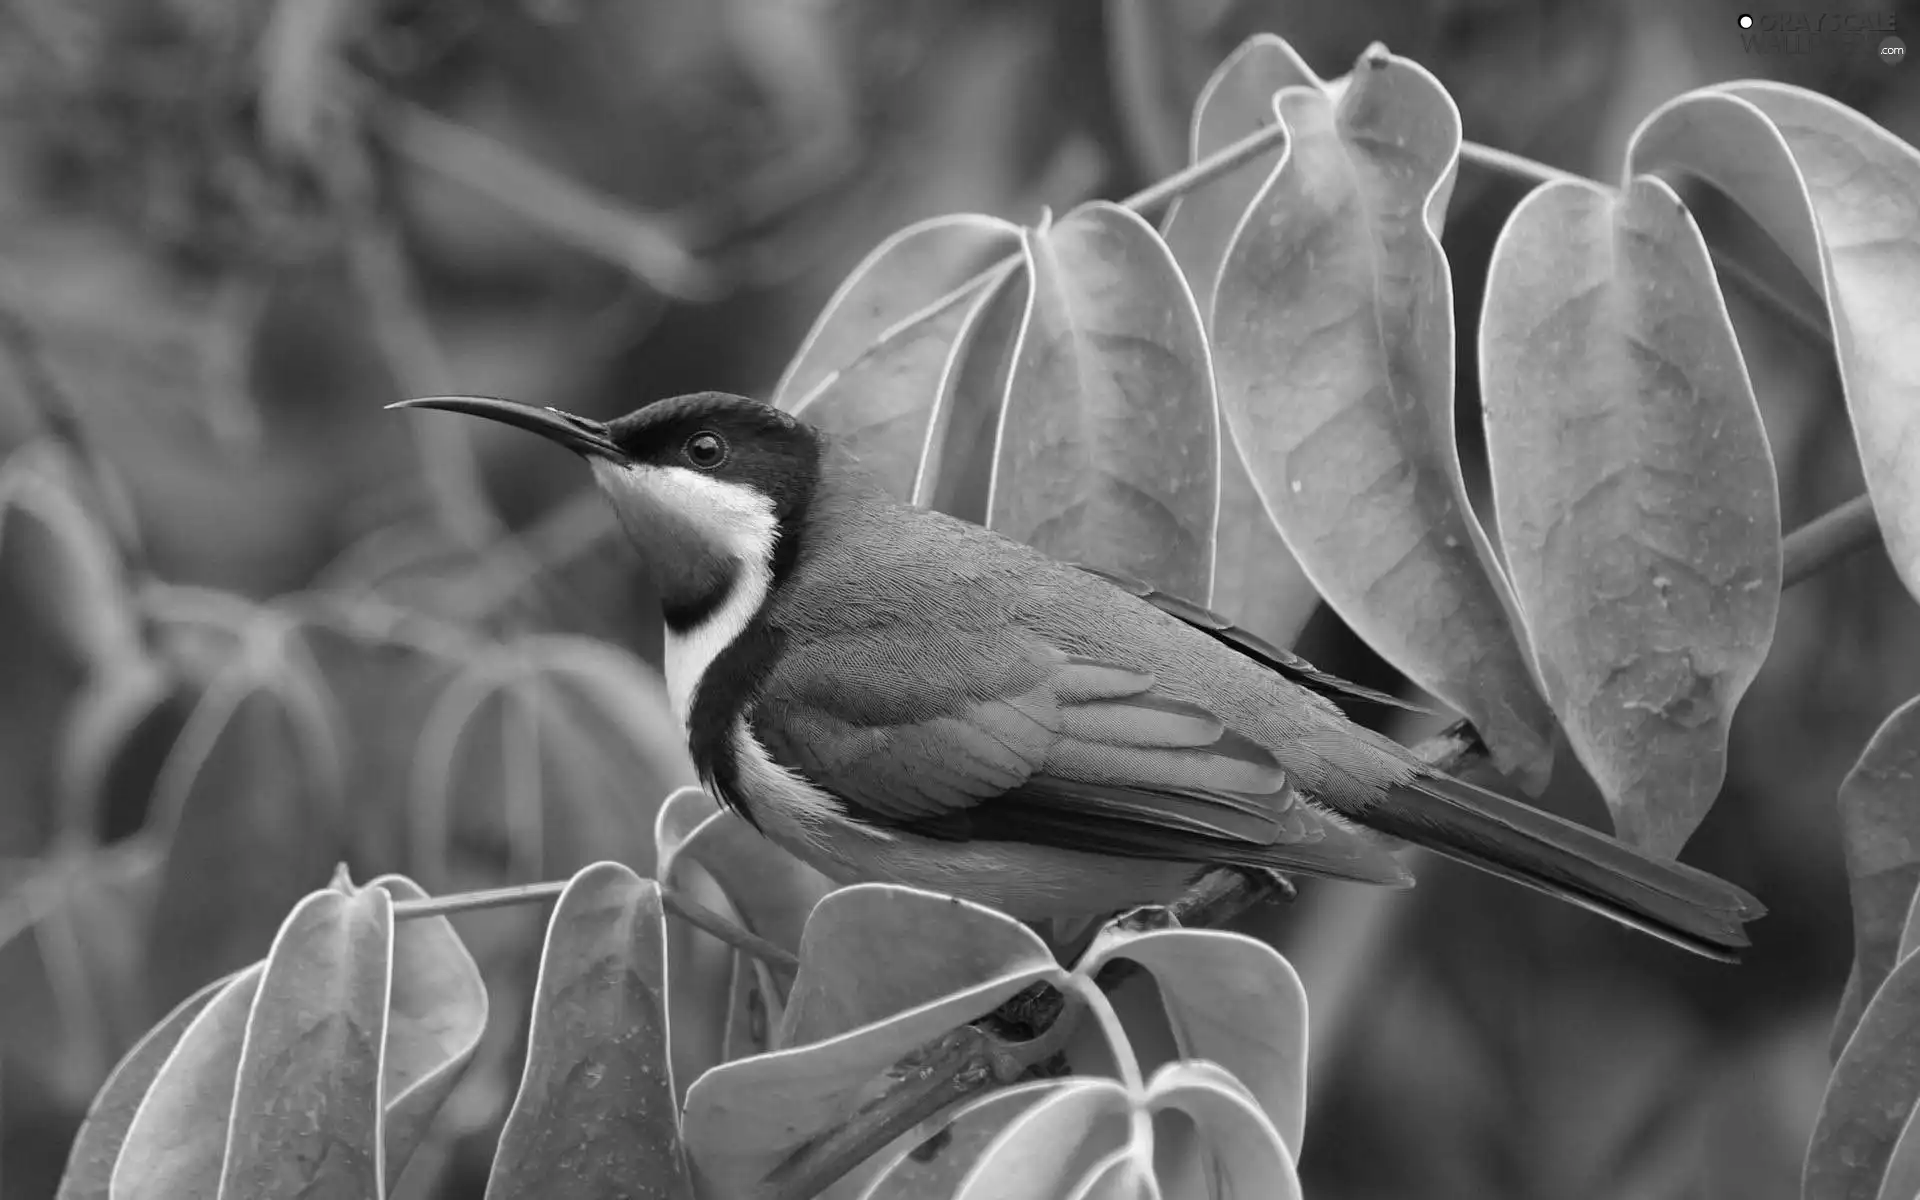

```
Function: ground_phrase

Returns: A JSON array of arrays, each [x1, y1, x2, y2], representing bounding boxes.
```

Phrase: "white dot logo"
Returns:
[[1738, 13, 1754, 28]]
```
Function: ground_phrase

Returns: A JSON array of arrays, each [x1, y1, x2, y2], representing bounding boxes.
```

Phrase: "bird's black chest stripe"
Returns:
[[685, 617, 787, 829], [683, 518, 810, 831]]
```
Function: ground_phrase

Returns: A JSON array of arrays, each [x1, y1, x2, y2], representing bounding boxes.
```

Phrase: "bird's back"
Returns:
[[766, 450, 1420, 809]]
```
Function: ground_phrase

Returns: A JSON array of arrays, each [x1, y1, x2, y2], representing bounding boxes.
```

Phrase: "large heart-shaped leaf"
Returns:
[[1479, 174, 1780, 855], [216, 882, 393, 1200], [987, 202, 1219, 602], [1834, 696, 1920, 1056], [1630, 82, 1920, 606], [486, 862, 690, 1198], [1209, 44, 1554, 787]]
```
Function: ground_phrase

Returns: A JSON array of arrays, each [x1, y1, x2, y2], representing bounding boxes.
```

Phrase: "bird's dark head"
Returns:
[[391, 391, 821, 628]]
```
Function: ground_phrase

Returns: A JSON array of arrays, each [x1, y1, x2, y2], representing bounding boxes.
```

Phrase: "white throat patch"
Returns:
[[588, 459, 780, 728]]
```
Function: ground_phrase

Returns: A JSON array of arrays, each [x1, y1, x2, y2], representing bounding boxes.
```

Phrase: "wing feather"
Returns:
[[753, 630, 1409, 884]]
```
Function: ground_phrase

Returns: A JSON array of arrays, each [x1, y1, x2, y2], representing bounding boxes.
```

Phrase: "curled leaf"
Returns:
[[1834, 696, 1920, 1056], [776, 214, 1022, 412], [1160, 34, 1318, 318], [109, 964, 264, 1200], [1631, 82, 1920, 607], [950, 1078, 1132, 1200], [1479, 174, 1779, 855], [485, 862, 691, 1200], [988, 202, 1219, 603], [216, 883, 393, 1200], [1079, 924, 1307, 1161], [1209, 45, 1554, 787], [777, 213, 1022, 506], [55, 972, 232, 1200], [1806, 950, 1920, 1200], [367, 874, 487, 1187], [1144, 1059, 1301, 1200]]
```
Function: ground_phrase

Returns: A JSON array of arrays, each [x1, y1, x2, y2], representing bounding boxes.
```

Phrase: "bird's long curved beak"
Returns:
[[388, 395, 623, 461]]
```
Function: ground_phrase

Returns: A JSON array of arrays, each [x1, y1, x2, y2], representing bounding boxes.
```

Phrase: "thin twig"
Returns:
[[1783, 492, 1879, 586], [392, 878, 801, 976]]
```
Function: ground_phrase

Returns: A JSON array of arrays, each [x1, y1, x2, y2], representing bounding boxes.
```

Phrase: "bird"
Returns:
[[393, 390, 1765, 960]]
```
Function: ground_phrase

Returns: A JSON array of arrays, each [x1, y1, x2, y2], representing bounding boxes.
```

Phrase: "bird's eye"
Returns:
[[683, 431, 728, 470]]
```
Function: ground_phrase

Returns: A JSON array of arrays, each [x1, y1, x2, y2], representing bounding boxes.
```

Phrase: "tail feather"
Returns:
[[1366, 772, 1764, 961]]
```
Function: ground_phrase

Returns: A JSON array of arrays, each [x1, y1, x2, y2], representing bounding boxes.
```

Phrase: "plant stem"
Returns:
[[392, 878, 800, 975], [1783, 492, 1880, 586]]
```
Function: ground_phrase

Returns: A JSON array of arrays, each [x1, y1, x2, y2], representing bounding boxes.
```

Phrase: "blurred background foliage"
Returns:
[[3, 0, 1920, 1197]]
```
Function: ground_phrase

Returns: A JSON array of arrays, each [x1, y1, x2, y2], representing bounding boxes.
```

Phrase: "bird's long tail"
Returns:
[[1367, 772, 1764, 960]]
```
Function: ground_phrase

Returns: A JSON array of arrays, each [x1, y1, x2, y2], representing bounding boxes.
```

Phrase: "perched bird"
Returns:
[[394, 391, 1765, 959]]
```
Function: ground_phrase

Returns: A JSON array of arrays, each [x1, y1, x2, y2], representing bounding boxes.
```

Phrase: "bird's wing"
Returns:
[[1071, 564, 1429, 715], [752, 626, 1409, 885]]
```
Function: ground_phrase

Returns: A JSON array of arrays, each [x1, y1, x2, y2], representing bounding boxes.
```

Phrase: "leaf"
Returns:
[[1630, 82, 1920, 607], [109, 964, 264, 1200], [1157, 33, 1330, 660], [950, 1078, 1132, 1200], [856, 1080, 1074, 1200], [924, 267, 1031, 523], [1078, 925, 1308, 1160], [778, 884, 1062, 1049], [1806, 950, 1920, 1200], [1064, 1148, 1160, 1200], [668, 806, 836, 968], [368, 874, 488, 1188], [783, 217, 1023, 504], [1209, 44, 1555, 788], [485, 861, 692, 1200], [1880, 1098, 1920, 1200], [1834, 696, 1920, 1056], [1160, 34, 1318, 319], [1478, 174, 1780, 855], [681, 885, 1067, 1198], [144, 665, 342, 1009], [55, 972, 231, 1200], [1144, 1060, 1301, 1200], [775, 214, 1022, 411], [216, 883, 393, 1200], [988, 202, 1220, 602]]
